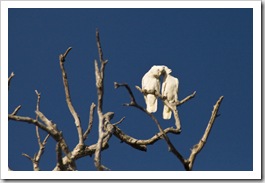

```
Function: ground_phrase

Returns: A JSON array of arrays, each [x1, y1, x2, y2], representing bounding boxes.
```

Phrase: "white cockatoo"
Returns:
[[142, 65, 165, 113], [161, 66, 179, 120]]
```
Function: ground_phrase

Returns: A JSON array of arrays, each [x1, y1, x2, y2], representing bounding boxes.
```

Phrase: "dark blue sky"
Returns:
[[8, 8, 253, 171]]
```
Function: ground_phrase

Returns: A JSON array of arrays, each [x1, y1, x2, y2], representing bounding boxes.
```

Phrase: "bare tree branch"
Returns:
[[35, 127, 41, 146], [31, 133, 50, 171], [94, 29, 110, 171], [55, 142, 64, 171], [34, 111, 75, 169], [35, 90, 41, 113], [94, 60, 106, 170], [83, 102, 96, 141], [9, 114, 49, 132], [59, 47, 84, 146], [33, 90, 50, 170], [112, 124, 183, 152], [35, 110, 55, 128], [96, 28, 108, 66], [185, 96, 224, 170], [34, 90, 42, 150]]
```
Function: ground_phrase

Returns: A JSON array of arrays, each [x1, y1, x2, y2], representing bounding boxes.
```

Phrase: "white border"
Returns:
[[1, 0, 261, 180], [0, 1, 261, 8]]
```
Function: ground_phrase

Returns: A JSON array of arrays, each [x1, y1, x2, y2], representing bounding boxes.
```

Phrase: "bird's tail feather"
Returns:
[[146, 94, 157, 113], [163, 105, 172, 120]]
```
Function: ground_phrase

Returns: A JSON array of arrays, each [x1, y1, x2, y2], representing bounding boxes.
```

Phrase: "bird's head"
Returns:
[[161, 65, 172, 76], [150, 65, 165, 78]]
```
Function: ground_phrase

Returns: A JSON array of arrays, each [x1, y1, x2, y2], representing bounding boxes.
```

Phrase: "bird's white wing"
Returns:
[[141, 73, 150, 91], [166, 76, 179, 102], [161, 78, 167, 97], [174, 77, 179, 102], [141, 66, 162, 113], [162, 75, 179, 119]]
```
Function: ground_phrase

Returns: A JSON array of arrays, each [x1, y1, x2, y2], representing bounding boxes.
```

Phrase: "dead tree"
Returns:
[[8, 30, 224, 171]]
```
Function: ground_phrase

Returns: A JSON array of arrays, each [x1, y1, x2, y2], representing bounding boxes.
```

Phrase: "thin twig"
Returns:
[[113, 116, 126, 126], [22, 153, 32, 161], [59, 47, 72, 62], [11, 105, 21, 115], [43, 134, 50, 143], [83, 103, 96, 141], [35, 90, 41, 113], [115, 82, 137, 105], [177, 91, 196, 106], [8, 72, 15, 90], [96, 29, 108, 65], [59, 47, 84, 146], [185, 96, 224, 170], [35, 126, 42, 152]]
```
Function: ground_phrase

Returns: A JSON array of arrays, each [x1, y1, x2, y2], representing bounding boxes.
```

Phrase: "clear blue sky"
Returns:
[[8, 8, 253, 171]]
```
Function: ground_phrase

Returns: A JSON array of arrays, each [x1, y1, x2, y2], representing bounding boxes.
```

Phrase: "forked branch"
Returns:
[[22, 132, 50, 171], [59, 47, 84, 146], [94, 29, 110, 171], [83, 102, 96, 141], [31, 90, 50, 171], [185, 96, 224, 170], [114, 82, 186, 167]]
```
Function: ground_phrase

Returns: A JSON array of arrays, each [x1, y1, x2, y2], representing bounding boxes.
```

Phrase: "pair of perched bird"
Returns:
[[142, 65, 179, 120]]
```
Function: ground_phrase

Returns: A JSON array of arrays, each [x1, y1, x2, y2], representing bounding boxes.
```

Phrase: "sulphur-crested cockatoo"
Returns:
[[142, 65, 165, 113], [161, 66, 179, 120]]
